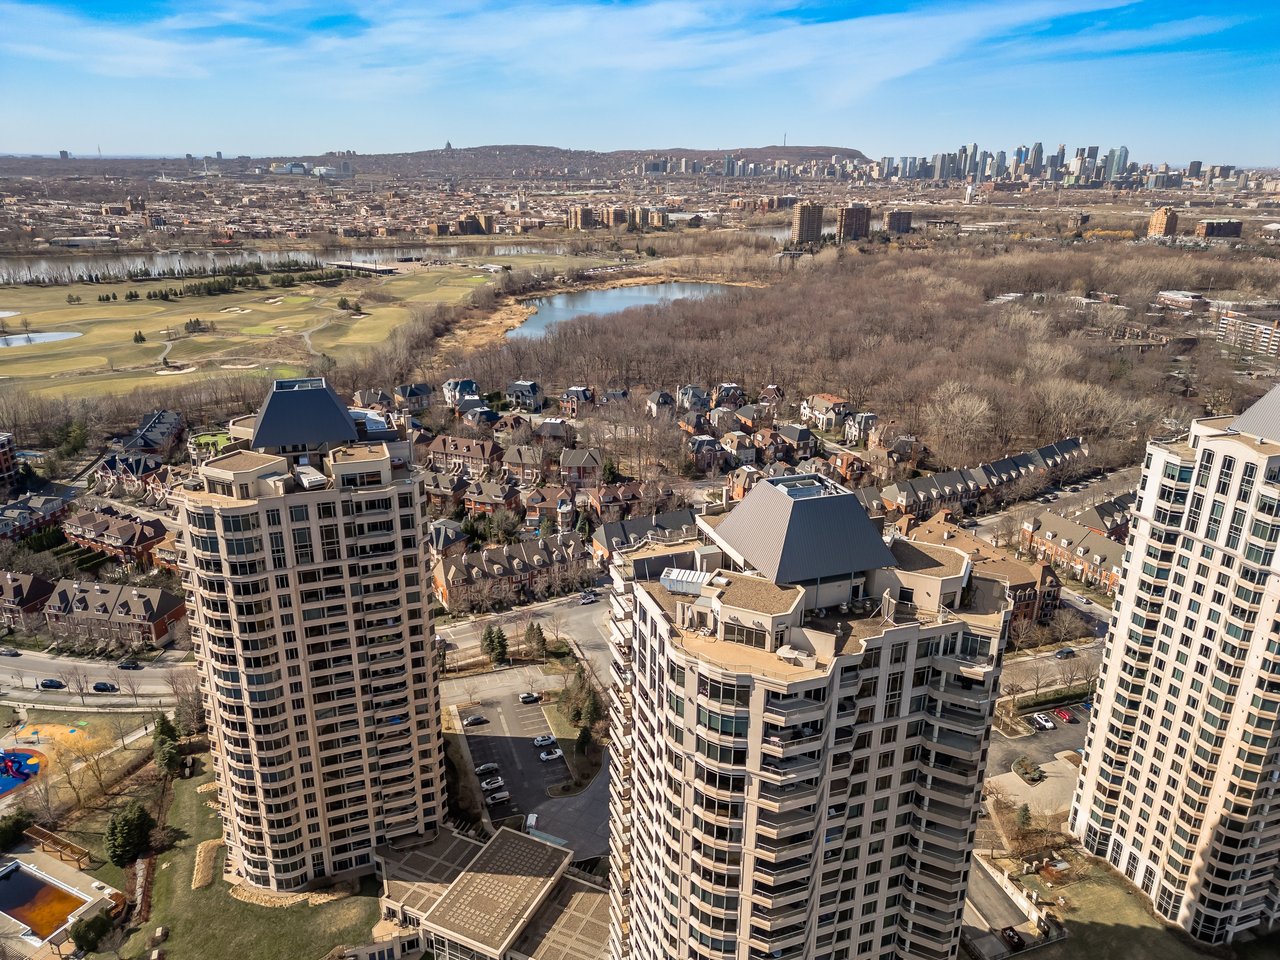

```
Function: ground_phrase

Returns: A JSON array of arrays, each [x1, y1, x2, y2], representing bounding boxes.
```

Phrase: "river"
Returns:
[[0, 242, 571, 285]]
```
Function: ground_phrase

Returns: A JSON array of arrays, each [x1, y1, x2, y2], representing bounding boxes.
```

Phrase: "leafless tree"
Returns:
[[119, 669, 144, 706], [64, 667, 91, 706], [165, 669, 205, 736]]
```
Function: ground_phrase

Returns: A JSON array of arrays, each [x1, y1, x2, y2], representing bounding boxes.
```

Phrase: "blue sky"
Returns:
[[2, 1, 1276, 164]]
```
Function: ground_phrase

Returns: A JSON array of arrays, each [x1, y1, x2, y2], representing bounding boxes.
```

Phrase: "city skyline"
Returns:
[[2, 0, 1278, 164]]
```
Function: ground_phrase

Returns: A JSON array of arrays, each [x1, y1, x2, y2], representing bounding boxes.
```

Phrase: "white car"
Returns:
[[532, 735, 556, 748], [485, 791, 511, 806], [479, 776, 506, 792], [1032, 713, 1057, 730], [539, 749, 564, 762]]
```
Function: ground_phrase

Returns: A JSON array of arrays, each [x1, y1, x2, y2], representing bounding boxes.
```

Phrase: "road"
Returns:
[[0, 647, 188, 698], [966, 859, 1029, 930], [1001, 634, 1105, 696]]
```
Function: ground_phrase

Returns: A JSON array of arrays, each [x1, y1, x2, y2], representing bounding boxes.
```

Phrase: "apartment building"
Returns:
[[1071, 387, 1280, 944], [0, 433, 16, 494], [608, 474, 1011, 960], [835, 205, 871, 242], [1148, 206, 1178, 237], [175, 378, 443, 892], [790, 202, 823, 245], [882, 210, 912, 234]]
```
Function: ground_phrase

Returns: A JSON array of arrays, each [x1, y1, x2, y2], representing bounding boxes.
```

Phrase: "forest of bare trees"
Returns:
[[0, 240, 1273, 474]]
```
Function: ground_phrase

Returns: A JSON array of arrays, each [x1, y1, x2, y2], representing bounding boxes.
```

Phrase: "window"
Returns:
[[722, 622, 767, 649], [289, 504, 310, 523]]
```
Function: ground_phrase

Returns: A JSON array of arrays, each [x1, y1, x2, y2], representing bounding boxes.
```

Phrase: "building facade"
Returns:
[[1071, 388, 1280, 944], [608, 475, 1011, 960], [1148, 207, 1178, 237], [176, 378, 444, 891], [835, 205, 871, 242], [790, 202, 823, 245]]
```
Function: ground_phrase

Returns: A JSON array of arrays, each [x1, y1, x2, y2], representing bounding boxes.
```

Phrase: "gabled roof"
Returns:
[[710, 474, 894, 583], [251, 378, 358, 450]]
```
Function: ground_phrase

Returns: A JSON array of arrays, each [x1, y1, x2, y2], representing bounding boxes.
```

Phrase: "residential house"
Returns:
[[422, 466, 469, 516], [533, 418, 575, 447], [1067, 492, 1135, 541], [94, 453, 171, 502], [558, 386, 594, 418], [800, 393, 851, 432], [560, 448, 603, 488], [442, 378, 480, 408], [844, 411, 879, 446], [493, 413, 531, 446], [1020, 510, 1123, 595], [751, 428, 784, 464], [393, 382, 434, 413], [676, 385, 710, 412], [63, 507, 167, 566], [795, 456, 835, 479], [881, 470, 981, 519], [646, 391, 675, 418], [600, 388, 630, 405], [909, 510, 1060, 628], [0, 571, 55, 629], [460, 406, 499, 430], [120, 409, 184, 455], [711, 383, 746, 409], [352, 387, 393, 408], [589, 482, 642, 524], [463, 479, 522, 518], [777, 423, 817, 461], [828, 451, 866, 485], [427, 518, 470, 562], [677, 411, 711, 437], [720, 431, 756, 466], [590, 508, 698, 563], [425, 436, 502, 477], [455, 394, 489, 418], [44, 579, 186, 647], [524, 485, 576, 533], [708, 407, 740, 433], [724, 465, 763, 502], [502, 445, 544, 485], [733, 403, 769, 433], [0, 495, 69, 543], [756, 384, 786, 411], [151, 531, 182, 572], [432, 533, 594, 611], [505, 379, 545, 412], [688, 435, 728, 471]]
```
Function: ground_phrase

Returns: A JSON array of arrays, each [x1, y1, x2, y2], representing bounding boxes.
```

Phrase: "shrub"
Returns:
[[0, 809, 33, 851], [70, 912, 113, 952]]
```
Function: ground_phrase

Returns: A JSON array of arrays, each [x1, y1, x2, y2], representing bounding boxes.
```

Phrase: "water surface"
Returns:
[[511, 282, 726, 339]]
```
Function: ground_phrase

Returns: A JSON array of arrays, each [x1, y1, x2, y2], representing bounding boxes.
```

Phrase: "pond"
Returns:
[[511, 282, 727, 339], [0, 331, 82, 348]]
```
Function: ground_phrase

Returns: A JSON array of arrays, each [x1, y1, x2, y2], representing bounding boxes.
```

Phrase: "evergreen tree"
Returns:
[[489, 626, 508, 664], [105, 801, 154, 865], [152, 713, 178, 745], [1015, 803, 1032, 830], [525, 622, 547, 661]]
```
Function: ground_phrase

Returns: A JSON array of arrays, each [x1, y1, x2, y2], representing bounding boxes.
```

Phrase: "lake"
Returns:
[[511, 282, 727, 339], [0, 331, 81, 348]]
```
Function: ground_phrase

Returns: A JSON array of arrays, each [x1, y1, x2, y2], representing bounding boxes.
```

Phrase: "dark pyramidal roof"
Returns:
[[251, 378, 358, 450]]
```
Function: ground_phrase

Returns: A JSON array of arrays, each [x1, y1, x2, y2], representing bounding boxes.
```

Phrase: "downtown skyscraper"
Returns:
[[1072, 388, 1280, 943]]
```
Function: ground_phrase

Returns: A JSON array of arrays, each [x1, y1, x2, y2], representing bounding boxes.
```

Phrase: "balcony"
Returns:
[[757, 780, 821, 813], [762, 695, 826, 726], [755, 808, 817, 840], [759, 753, 823, 784], [761, 726, 824, 757]]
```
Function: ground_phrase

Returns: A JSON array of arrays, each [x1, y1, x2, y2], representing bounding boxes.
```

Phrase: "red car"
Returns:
[[1053, 707, 1077, 724]]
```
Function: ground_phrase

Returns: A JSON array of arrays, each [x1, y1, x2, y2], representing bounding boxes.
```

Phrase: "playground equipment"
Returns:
[[0, 753, 30, 782]]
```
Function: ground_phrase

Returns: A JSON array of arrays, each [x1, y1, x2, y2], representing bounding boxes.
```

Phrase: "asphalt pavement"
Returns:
[[989, 703, 1090, 774], [966, 860, 1030, 930], [0, 646, 188, 700]]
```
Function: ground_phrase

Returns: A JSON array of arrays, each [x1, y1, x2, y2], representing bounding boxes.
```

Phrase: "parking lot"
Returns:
[[991, 702, 1090, 772], [459, 694, 568, 822]]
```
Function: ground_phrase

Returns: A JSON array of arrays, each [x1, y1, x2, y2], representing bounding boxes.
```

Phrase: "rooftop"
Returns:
[[250, 377, 358, 450], [508, 876, 610, 960], [710, 571, 804, 616], [889, 538, 968, 578], [420, 828, 570, 956], [202, 450, 283, 475]]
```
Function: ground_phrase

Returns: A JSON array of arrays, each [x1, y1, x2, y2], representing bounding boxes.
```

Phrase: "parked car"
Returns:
[[518, 692, 542, 704], [1078, 596, 1092, 605], [39, 678, 65, 690], [1032, 713, 1057, 730], [532, 735, 556, 748], [1053, 707, 1077, 724], [116, 659, 142, 670], [474, 762, 499, 776], [462, 715, 487, 727], [1054, 647, 1076, 660], [484, 791, 511, 806], [479, 777, 506, 792], [1000, 927, 1026, 951], [93, 681, 119, 693], [579, 593, 597, 605], [539, 749, 564, 762], [0, 648, 19, 657], [1081, 700, 1094, 712]]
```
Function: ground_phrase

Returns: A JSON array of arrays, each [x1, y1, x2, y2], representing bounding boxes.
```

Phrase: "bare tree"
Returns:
[[165, 669, 205, 736], [20, 774, 59, 825], [64, 667, 91, 706], [119, 669, 144, 706], [1027, 657, 1052, 701]]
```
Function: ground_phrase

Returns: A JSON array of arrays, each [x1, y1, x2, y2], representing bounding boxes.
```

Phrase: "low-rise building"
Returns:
[[800, 392, 850, 431], [0, 495, 68, 542], [463, 479, 522, 518], [0, 571, 55, 629], [120, 408, 184, 454], [505, 379, 545, 412], [1020, 509, 1123, 594], [560, 448, 602, 487], [426, 436, 503, 477], [62, 507, 167, 567], [44, 579, 186, 647], [432, 533, 593, 611]]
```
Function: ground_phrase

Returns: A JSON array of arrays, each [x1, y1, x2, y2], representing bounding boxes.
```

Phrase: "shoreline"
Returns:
[[432, 272, 765, 358]]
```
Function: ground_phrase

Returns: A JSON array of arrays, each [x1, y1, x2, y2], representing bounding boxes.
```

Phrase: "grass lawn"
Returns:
[[105, 758, 381, 960], [1024, 861, 1212, 960], [21, 708, 151, 740]]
